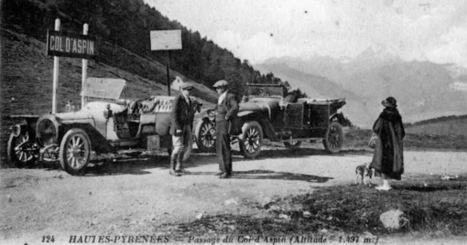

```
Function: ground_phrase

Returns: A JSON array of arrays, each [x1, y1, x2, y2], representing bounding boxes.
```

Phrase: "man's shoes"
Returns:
[[176, 168, 190, 174], [169, 169, 181, 177], [215, 172, 225, 176], [375, 185, 391, 191], [219, 173, 231, 179]]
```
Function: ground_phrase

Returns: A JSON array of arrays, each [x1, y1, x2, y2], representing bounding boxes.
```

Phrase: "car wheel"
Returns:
[[7, 130, 36, 168], [239, 121, 263, 159], [284, 140, 302, 149], [59, 129, 91, 175], [195, 119, 216, 152], [323, 121, 344, 153]]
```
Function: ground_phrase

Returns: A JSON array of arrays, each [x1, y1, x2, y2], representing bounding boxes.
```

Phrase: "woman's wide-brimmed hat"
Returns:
[[382, 96, 397, 108]]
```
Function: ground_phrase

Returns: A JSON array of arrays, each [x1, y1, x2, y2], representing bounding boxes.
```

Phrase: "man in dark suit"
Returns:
[[213, 80, 239, 179], [169, 83, 196, 176]]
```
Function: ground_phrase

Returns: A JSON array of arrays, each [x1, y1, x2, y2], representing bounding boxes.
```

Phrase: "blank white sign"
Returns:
[[82, 77, 126, 99], [150, 30, 182, 50]]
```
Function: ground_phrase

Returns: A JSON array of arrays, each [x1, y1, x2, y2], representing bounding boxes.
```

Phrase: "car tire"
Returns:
[[323, 121, 344, 153], [59, 128, 91, 175], [194, 119, 216, 152], [7, 130, 36, 168], [239, 121, 263, 159]]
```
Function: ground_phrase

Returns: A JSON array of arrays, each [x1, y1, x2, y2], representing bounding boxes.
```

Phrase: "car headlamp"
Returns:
[[10, 125, 21, 137]]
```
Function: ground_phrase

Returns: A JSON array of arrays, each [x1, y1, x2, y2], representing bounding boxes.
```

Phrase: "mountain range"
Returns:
[[255, 45, 467, 127]]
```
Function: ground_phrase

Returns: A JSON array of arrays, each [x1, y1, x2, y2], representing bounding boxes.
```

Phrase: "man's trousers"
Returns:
[[216, 120, 232, 175]]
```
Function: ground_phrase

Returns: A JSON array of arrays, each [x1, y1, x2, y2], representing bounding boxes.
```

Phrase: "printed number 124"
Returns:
[[42, 235, 55, 243]]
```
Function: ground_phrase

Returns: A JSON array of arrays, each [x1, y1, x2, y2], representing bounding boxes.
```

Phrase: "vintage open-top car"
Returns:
[[194, 83, 349, 158], [7, 78, 196, 175]]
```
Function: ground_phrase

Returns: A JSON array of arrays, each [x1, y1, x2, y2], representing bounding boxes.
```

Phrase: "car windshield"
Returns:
[[248, 85, 284, 97]]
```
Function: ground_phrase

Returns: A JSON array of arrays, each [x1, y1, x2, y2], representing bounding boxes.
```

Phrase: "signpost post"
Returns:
[[150, 30, 182, 96], [52, 19, 60, 114], [82, 23, 89, 108], [46, 20, 96, 113]]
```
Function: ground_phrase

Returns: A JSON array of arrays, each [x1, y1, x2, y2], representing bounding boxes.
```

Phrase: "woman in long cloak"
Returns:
[[370, 96, 405, 191]]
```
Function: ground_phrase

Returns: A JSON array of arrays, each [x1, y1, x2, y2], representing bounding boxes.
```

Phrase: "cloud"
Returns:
[[215, 30, 295, 63], [148, 0, 467, 67], [428, 25, 467, 67]]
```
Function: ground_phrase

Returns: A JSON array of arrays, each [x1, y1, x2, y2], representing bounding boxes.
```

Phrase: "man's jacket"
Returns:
[[170, 94, 195, 135], [215, 92, 240, 134]]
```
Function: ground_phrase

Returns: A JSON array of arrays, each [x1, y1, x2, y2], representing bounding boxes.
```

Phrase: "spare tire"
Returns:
[[36, 114, 60, 146]]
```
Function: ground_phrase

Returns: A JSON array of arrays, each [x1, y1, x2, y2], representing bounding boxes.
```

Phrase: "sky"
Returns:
[[146, 0, 467, 67]]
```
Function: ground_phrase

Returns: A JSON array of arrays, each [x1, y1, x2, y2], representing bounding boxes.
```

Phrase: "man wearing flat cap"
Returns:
[[169, 82, 196, 176], [213, 80, 239, 179]]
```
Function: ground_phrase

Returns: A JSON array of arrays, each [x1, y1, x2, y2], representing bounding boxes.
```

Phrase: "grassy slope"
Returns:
[[156, 175, 467, 238], [405, 116, 467, 136]]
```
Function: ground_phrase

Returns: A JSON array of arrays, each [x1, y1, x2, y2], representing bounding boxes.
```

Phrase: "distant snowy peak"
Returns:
[[261, 44, 401, 68], [354, 44, 400, 63]]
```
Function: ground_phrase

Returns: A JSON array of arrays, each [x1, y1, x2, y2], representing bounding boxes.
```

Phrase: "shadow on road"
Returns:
[[83, 155, 171, 176], [187, 169, 333, 183], [231, 169, 332, 183], [38, 146, 367, 177]]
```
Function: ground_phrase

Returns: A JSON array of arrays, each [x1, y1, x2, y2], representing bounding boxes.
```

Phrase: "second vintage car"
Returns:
[[194, 83, 349, 158]]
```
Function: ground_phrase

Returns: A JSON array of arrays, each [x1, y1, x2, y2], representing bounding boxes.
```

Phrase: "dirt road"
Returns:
[[1, 148, 467, 244]]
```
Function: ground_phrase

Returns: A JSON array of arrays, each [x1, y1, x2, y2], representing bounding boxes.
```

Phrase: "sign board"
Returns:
[[150, 30, 182, 50], [47, 30, 97, 59], [81, 78, 126, 100]]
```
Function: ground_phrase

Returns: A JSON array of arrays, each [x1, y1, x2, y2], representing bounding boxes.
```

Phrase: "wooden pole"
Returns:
[[82, 23, 89, 109], [166, 50, 171, 96], [52, 18, 60, 114]]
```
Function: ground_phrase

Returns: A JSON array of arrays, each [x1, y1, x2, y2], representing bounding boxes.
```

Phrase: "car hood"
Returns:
[[55, 101, 126, 122], [240, 97, 280, 111], [239, 97, 281, 119]]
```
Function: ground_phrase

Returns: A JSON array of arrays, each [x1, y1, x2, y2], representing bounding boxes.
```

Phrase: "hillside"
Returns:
[[0, 28, 216, 117], [1, 0, 293, 98], [405, 115, 467, 136]]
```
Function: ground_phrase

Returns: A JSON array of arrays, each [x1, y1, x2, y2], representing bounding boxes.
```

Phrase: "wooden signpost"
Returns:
[[46, 19, 96, 113], [150, 30, 182, 96]]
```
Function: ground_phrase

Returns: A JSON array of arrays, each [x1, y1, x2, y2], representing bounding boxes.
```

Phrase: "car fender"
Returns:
[[237, 110, 256, 117], [330, 112, 350, 127], [240, 101, 274, 119], [237, 111, 278, 142]]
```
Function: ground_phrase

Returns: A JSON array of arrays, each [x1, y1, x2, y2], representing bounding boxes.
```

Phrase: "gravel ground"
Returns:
[[1, 148, 467, 244]]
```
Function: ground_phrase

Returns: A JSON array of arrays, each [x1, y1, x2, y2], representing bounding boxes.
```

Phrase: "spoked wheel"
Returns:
[[323, 121, 344, 153], [195, 119, 216, 152], [7, 131, 37, 168], [239, 121, 263, 159], [59, 129, 91, 175], [284, 140, 302, 149]]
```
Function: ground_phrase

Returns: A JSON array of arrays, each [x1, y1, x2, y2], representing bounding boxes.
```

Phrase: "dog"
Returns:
[[355, 163, 374, 186]]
